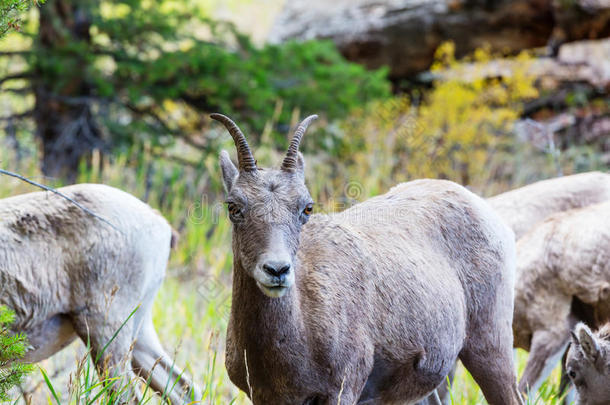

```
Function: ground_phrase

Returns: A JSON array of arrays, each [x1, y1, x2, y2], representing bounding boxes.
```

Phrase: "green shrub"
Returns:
[[0, 305, 32, 401]]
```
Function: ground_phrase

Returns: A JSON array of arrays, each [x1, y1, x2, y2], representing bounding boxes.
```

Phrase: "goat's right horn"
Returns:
[[210, 113, 257, 172], [281, 114, 318, 172]]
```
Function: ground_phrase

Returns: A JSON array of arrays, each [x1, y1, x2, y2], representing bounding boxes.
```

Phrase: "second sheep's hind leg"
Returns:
[[518, 329, 570, 400], [70, 307, 142, 403], [131, 311, 203, 403]]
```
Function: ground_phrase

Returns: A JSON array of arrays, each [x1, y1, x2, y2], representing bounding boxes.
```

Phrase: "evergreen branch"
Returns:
[[124, 103, 208, 150], [0, 72, 31, 86], [149, 149, 201, 168], [0, 109, 33, 121], [0, 72, 34, 85], [0, 50, 30, 57], [0, 87, 32, 95]]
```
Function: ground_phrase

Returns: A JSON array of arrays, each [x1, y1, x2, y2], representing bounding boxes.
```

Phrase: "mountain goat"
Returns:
[[566, 322, 610, 405], [487, 171, 610, 239], [0, 184, 201, 402], [212, 113, 523, 405], [513, 200, 610, 399]]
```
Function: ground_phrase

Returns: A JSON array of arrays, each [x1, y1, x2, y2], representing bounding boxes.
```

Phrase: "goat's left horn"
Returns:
[[210, 113, 258, 172], [281, 114, 318, 172]]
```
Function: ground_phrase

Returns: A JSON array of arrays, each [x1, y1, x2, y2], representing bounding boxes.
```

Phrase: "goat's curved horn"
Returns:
[[281, 114, 318, 172], [210, 113, 257, 172]]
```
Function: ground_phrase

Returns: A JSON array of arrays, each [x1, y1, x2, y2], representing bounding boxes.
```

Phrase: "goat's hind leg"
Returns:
[[70, 310, 142, 403], [131, 316, 202, 403], [459, 337, 523, 405], [459, 289, 523, 405]]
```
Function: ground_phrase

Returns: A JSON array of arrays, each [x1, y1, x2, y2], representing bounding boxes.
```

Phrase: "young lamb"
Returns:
[[487, 171, 610, 239], [566, 323, 610, 405], [0, 184, 201, 403], [513, 200, 610, 399], [212, 113, 523, 405]]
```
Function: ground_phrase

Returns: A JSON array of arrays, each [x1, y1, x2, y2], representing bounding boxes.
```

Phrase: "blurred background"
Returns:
[[0, 0, 608, 403]]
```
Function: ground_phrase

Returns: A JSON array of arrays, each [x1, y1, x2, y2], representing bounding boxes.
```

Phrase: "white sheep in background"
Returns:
[[420, 171, 610, 405], [487, 171, 610, 239], [212, 113, 523, 405], [513, 200, 610, 399], [0, 184, 201, 403]]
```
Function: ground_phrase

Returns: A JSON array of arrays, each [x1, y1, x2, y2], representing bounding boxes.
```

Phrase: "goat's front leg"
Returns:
[[320, 352, 374, 405], [416, 389, 445, 405], [519, 329, 570, 400], [326, 388, 361, 405]]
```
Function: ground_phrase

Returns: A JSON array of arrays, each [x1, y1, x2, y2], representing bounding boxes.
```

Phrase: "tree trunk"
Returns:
[[33, 0, 101, 182]]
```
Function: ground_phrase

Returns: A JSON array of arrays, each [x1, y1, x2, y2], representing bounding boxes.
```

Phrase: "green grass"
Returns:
[[16, 277, 570, 404], [0, 138, 575, 404]]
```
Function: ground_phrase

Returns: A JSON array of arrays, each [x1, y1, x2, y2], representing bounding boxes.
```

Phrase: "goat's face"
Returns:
[[566, 323, 610, 405], [212, 113, 317, 298]]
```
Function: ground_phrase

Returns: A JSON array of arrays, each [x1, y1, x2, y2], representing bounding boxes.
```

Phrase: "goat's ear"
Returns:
[[296, 152, 305, 179], [220, 150, 239, 193], [576, 323, 600, 361]]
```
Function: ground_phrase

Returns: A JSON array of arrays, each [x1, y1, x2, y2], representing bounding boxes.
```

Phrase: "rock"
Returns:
[[269, 0, 610, 80], [557, 38, 610, 89], [423, 38, 610, 92]]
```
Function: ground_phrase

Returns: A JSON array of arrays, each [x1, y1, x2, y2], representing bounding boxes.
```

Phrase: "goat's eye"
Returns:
[[303, 203, 314, 216], [227, 202, 243, 220], [568, 369, 577, 379]]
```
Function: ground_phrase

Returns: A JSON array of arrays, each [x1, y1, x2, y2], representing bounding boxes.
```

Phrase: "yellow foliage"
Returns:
[[338, 42, 539, 194]]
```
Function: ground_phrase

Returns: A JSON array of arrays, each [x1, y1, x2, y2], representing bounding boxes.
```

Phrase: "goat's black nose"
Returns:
[[262, 261, 291, 277]]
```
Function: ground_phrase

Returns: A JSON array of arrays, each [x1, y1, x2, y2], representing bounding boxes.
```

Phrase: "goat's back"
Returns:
[[0, 184, 172, 331], [488, 171, 610, 239], [516, 200, 610, 308]]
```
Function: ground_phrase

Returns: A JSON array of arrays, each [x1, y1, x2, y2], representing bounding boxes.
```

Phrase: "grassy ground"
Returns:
[[0, 133, 577, 404], [13, 281, 570, 404]]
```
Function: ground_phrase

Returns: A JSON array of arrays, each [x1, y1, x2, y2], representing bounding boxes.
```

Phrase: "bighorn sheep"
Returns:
[[566, 322, 610, 405], [421, 171, 610, 404], [487, 171, 610, 239], [0, 184, 201, 402], [513, 200, 610, 399], [212, 113, 523, 404], [488, 172, 610, 402]]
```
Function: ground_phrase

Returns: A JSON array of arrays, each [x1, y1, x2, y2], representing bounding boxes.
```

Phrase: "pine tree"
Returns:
[[0, 0, 390, 180], [0, 306, 32, 401]]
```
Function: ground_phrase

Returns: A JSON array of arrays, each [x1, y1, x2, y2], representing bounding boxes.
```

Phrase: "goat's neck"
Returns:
[[231, 259, 307, 348]]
